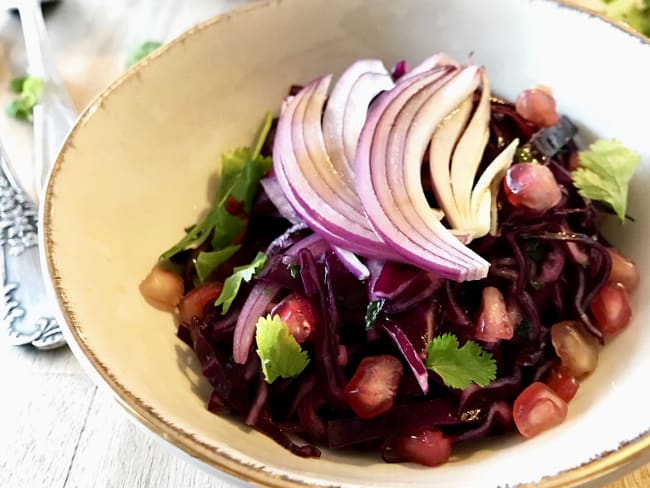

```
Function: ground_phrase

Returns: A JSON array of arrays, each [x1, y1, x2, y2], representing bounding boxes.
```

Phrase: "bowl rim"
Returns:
[[41, 0, 650, 486]]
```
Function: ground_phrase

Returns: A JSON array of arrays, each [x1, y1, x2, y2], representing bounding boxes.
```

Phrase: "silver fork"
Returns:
[[1, 0, 77, 349]]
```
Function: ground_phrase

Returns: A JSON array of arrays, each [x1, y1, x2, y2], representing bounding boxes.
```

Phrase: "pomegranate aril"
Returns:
[[513, 382, 568, 438], [270, 293, 316, 343], [475, 286, 514, 342], [550, 321, 599, 379], [394, 428, 452, 467], [545, 366, 579, 403], [179, 281, 223, 324], [590, 282, 632, 336], [343, 355, 403, 419], [515, 88, 559, 128], [607, 248, 639, 293], [503, 163, 562, 213]]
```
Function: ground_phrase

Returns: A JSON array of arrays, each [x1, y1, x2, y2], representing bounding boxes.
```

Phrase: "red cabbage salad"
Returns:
[[140, 53, 641, 467]]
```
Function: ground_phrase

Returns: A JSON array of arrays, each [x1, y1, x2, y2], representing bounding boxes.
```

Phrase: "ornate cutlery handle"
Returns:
[[0, 142, 65, 350]]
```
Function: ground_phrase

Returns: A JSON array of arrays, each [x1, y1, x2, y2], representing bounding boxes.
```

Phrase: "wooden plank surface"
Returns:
[[0, 1, 648, 487]]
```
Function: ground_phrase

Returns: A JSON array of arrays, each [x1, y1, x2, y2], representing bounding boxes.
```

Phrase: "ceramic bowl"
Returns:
[[41, 0, 650, 486]]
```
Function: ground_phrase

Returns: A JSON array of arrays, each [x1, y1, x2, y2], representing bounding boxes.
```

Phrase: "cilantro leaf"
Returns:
[[214, 251, 267, 314], [195, 244, 241, 283], [5, 75, 44, 122], [515, 319, 533, 340], [256, 314, 310, 384], [365, 299, 385, 330], [126, 41, 163, 67], [602, 0, 650, 37], [9, 76, 27, 94], [287, 262, 300, 279], [425, 333, 497, 389], [572, 139, 640, 222], [525, 239, 546, 263], [159, 112, 274, 262]]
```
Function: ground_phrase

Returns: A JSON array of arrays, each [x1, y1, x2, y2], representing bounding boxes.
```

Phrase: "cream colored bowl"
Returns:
[[41, 0, 650, 486]]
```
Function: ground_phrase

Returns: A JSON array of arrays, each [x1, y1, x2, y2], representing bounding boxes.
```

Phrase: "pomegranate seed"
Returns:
[[179, 282, 223, 324], [607, 248, 639, 293], [344, 355, 403, 419], [506, 299, 523, 329], [475, 287, 514, 342], [394, 428, 452, 467], [513, 382, 568, 438], [550, 321, 599, 379], [270, 293, 316, 343], [503, 163, 562, 213], [515, 88, 559, 128], [140, 266, 184, 310], [590, 282, 632, 336], [544, 366, 579, 403]]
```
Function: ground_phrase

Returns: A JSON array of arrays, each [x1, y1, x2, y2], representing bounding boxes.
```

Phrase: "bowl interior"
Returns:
[[43, 0, 650, 486]]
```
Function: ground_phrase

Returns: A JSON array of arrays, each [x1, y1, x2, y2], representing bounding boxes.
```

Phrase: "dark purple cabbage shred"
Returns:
[[172, 99, 614, 463]]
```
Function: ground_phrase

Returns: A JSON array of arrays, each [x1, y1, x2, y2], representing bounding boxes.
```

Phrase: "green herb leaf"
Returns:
[[572, 139, 640, 222], [126, 41, 163, 67], [214, 251, 267, 314], [425, 333, 497, 389], [159, 113, 274, 262], [5, 75, 44, 122], [9, 76, 27, 94], [256, 314, 310, 384], [515, 319, 533, 340], [602, 0, 650, 37], [365, 299, 385, 330], [195, 244, 241, 283], [525, 239, 546, 263], [287, 262, 300, 279]]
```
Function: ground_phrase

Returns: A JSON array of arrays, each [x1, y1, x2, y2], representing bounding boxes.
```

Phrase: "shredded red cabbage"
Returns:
[[171, 97, 619, 464]]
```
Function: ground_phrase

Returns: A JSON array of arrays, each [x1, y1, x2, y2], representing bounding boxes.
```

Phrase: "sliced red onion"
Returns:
[[301, 77, 362, 210], [366, 259, 385, 300], [450, 73, 491, 225], [260, 175, 302, 224], [469, 139, 519, 236], [355, 66, 490, 281], [378, 321, 429, 394], [388, 67, 486, 269], [322, 59, 394, 184], [400, 52, 458, 81], [273, 77, 401, 261], [429, 72, 517, 239], [332, 246, 370, 280], [429, 97, 473, 230], [391, 59, 409, 81], [233, 233, 330, 364], [233, 282, 280, 364]]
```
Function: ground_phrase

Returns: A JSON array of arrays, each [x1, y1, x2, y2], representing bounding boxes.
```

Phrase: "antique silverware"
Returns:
[[14, 0, 77, 195], [2, 0, 77, 349], [0, 141, 64, 350]]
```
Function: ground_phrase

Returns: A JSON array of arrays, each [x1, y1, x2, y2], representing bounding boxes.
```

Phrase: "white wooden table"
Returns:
[[0, 1, 647, 487]]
